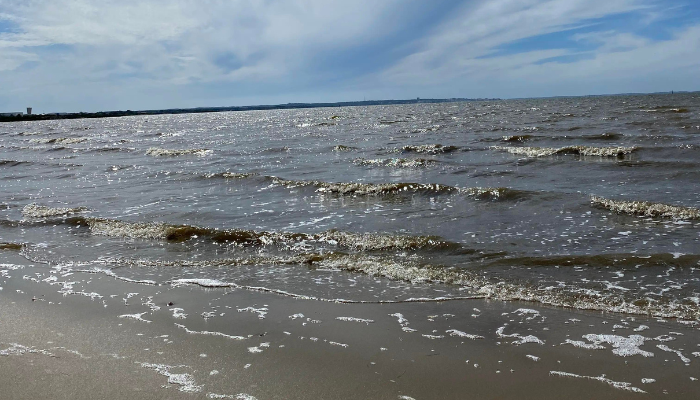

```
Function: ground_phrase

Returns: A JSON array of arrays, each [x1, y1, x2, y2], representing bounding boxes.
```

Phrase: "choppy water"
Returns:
[[2, 93, 700, 319]]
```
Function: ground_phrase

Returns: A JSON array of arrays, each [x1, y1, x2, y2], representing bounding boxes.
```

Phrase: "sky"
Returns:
[[1, 0, 699, 113]]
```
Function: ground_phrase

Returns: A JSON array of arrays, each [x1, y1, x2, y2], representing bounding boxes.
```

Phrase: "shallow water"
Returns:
[[1, 93, 699, 397], [2, 93, 699, 316]]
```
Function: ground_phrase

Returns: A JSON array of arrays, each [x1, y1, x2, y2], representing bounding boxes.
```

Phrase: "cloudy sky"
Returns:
[[1, 0, 698, 113]]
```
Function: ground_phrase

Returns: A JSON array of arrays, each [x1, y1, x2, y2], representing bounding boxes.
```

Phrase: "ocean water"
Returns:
[[1, 93, 699, 319]]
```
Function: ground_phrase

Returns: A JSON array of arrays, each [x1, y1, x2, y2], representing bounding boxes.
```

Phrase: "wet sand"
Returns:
[[1, 256, 698, 399]]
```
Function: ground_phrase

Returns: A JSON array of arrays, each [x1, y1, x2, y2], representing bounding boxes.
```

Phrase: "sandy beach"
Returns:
[[2, 249, 698, 399]]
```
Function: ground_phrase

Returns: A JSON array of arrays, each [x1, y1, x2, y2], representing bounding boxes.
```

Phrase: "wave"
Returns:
[[493, 145, 636, 157], [486, 253, 700, 269], [258, 146, 290, 154], [146, 148, 212, 157], [0, 160, 33, 168], [501, 135, 534, 142], [0, 242, 23, 250], [99, 252, 700, 319], [460, 187, 528, 200], [614, 160, 699, 169], [141, 169, 532, 201], [329, 255, 700, 319], [398, 144, 460, 154], [0, 159, 83, 169], [404, 125, 442, 133], [58, 217, 459, 252], [640, 106, 690, 113], [0, 219, 20, 228], [202, 172, 259, 180], [581, 132, 623, 140], [591, 196, 700, 220], [268, 176, 528, 200], [268, 177, 455, 195], [29, 137, 87, 145], [85, 147, 134, 153], [353, 158, 436, 168], [332, 145, 357, 152], [21, 203, 88, 218]]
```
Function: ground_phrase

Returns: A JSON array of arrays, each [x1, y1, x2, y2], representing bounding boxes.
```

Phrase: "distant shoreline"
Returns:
[[0, 97, 497, 123], [1, 90, 693, 123]]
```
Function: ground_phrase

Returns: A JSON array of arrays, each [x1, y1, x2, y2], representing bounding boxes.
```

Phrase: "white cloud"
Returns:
[[0, 0, 698, 111], [0, 0, 408, 80], [0, 0, 422, 110], [382, 0, 647, 83], [374, 0, 700, 98], [0, 48, 37, 71]]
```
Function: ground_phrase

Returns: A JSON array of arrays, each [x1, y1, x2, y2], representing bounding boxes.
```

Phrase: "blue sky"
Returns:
[[1, 0, 699, 113]]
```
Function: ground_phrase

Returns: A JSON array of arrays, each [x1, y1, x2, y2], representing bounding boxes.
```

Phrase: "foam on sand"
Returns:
[[336, 317, 374, 324], [139, 362, 202, 393], [118, 312, 152, 323], [0, 343, 55, 357], [656, 344, 691, 364], [207, 394, 258, 400], [446, 329, 484, 340], [579, 334, 654, 357], [549, 371, 646, 393], [174, 323, 249, 340], [496, 326, 545, 345]]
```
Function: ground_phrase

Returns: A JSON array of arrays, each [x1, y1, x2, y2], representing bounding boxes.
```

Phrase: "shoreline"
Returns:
[[2, 91, 692, 123], [0, 97, 495, 123]]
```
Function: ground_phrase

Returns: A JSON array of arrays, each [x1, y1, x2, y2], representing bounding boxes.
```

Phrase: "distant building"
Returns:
[[27, 107, 32, 115], [0, 111, 23, 117]]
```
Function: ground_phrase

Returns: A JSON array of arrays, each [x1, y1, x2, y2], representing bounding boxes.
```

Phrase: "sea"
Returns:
[[1, 93, 699, 397]]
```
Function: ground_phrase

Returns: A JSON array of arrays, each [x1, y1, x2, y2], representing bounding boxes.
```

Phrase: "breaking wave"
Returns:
[[353, 158, 436, 168], [202, 172, 259, 180], [591, 196, 700, 220], [493, 145, 636, 157], [58, 216, 459, 251], [29, 137, 87, 145], [332, 145, 357, 152], [21, 203, 88, 218], [501, 135, 534, 142], [0, 242, 23, 250], [99, 252, 700, 319], [146, 148, 212, 157], [144, 171, 530, 201], [268, 176, 529, 200], [398, 144, 460, 154]]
